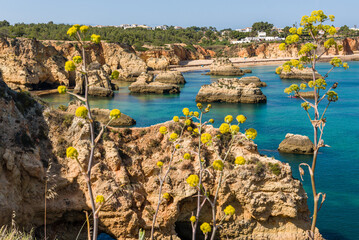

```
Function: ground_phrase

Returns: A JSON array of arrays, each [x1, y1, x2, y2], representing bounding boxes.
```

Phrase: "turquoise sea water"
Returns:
[[42, 62, 359, 240]]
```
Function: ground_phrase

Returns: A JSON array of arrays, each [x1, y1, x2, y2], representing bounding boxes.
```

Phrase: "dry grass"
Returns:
[[0, 226, 34, 240]]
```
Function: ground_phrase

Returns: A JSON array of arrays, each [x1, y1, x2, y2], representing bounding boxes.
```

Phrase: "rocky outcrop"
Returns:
[[0, 79, 320, 239], [155, 71, 186, 84], [278, 133, 314, 154], [280, 67, 322, 80], [0, 38, 69, 90], [129, 72, 180, 94], [146, 57, 170, 70], [0, 37, 148, 92], [196, 78, 267, 103], [208, 58, 247, 76], [66, 102, 136, 127], [73, 62, 114, 97]]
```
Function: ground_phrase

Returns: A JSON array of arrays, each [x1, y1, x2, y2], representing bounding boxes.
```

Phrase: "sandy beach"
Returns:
[[170, 54, 359, 72]]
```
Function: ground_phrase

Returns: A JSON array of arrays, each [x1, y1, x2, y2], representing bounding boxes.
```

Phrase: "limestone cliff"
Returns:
[[0, 78, 322, 239], [137, 44, 216, 65], [222, 37, 359, 59], [0, 37, 148, 91]]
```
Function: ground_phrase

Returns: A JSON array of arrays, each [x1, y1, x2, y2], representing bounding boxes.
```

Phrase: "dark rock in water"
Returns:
[[278, 133, 314, 154]]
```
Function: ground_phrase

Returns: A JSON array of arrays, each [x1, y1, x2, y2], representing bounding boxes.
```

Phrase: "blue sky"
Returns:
[[0, 0, 358, 29]]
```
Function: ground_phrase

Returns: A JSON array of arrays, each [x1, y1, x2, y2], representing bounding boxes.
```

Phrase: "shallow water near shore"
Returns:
[[42, 62, 359, 240]]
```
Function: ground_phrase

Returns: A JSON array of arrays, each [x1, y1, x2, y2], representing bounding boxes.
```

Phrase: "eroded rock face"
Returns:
[[0, 38, 69, 90], [196, 78, 267, 103], [280, 67, 322, 80], [74, 62, 114, 97], [129, 72, 180, 94], [0, 38, 149, 91], [155, 71, 186, 84], [209, 58, 246, 76], [0, 79, 322, 240], [278, 133, 314, 154]]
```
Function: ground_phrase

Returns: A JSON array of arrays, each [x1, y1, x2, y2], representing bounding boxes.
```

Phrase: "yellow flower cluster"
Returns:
[[245, 128, 257, 140], [285, 34, 299, 44], [185, 119, 191, 126], [184, 153, 191, 160], [209, 119, 214, 124], [173, 116, 179, 122], [327, 91, 338, 102], [278, 43, 286, 51], [224, 115, 233, 123], [298, 43, 317, 56], [169, 132, 178, 141], [57, 85, 67, 94], [67, 24, 89, 36], [65, 61, 76, 72], [197, 103, 202, 109], [284, 84, 299, 95], [91, 34, 101, 44], [301, 102, 311, 111], [289, 27, 297, 34], [67, 26, 77, 37], [110, 109, 121, 119], [300, 83, 307, 90], [182, 108, 190, 116], [186, 174, 199, 187], [110, 70, 119, 80], [66, 147, 78, 159], [308, 78, 327, 90], [187, 127, 193, 131], [80, 25, 89, 33], [194, 111, 199, 117], [230, 125, 239, 133], [75, 106, 88, 118], [163, 193, 170, 200], [159, 126, 167, 134], [224, 205, 235, 215], [95, 195, 105, 204], [200, 222, 211, 234], [213, 160, 224, 171], [330, 57, 341, 67], [201, 133, 212, 144], [190, 216, 196, 223], [219, 123, 230, 134], [72, 56, 82, 64], [275, 66, 282, 75], [324, 38, 336, 49], [157, 161, 163, 168], [235, 156, 245, 165]]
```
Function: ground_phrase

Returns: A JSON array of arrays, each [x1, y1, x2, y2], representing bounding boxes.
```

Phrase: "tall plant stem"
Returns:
[[78, 39, 98, 240], [192, 112, 204, 240], [150, 147, 177, 240]]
